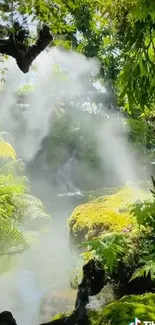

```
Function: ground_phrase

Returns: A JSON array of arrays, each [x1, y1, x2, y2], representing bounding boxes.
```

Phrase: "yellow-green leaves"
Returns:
[[0, 140, 16, 160], [0, 140, 50, 263]]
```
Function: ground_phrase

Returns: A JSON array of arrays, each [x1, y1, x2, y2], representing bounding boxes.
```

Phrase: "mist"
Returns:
[[0, 48, 99, 163], [95, 113, 148, 186], [0, 47, 149, 325]]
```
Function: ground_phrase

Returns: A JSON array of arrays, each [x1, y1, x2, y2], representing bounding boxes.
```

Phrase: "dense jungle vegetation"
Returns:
[[1, 1, 155, 325]]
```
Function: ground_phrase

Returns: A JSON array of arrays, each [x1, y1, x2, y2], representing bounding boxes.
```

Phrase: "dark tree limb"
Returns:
[[0, 25, 53, 73]]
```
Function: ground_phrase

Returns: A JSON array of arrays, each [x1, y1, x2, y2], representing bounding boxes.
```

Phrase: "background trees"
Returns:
[[1, 0, 155, 113]]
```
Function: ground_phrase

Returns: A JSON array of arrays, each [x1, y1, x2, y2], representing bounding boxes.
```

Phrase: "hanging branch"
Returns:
[[0, 24, 53, 73]]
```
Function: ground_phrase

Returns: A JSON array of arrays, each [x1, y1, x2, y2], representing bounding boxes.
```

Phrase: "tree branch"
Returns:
[[0, 25, 53, 73]]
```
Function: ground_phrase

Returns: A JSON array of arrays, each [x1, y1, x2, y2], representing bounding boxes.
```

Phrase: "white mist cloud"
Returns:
[[95, 113, 143, 186], [0, 47, 100, 163]]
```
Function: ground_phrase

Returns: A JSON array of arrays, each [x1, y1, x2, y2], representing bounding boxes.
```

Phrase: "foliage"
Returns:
[[99, 293, 155, 325], [120, 292, 155, 305], [79, 225, 155, 297], [131, 176, 155, 230], [0, 140, 50, 260], [131, 198, 155, 230], [68, 185, 149, 241], [126, 118, 155, 148], [41, 107, 100, 170], [0, 138, 16, 160], [123, 176, 155, 283], [80, 232, 129, 273], [70, 266, 82, 289], [32, 106, 105, 191], [130, 260, 155, 282], [98, 0, 155, 111], [17, 84, 35, 95], [72, 178, 155, 297], [80, 227, 155, 289], [1, 0, 155, 111], [0, 54, 8, 84]]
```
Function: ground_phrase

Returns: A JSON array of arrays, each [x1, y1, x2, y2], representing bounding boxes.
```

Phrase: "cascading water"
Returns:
[[55, 155, 83, 196]]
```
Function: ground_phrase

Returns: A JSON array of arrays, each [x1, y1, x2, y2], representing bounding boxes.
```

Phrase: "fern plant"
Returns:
[[0, 139, 50, 262], [80, 232, 129, 273], [79, 226, 155, 297], [131, 176, 155, 230], [0, 219, 29, 256], [0, 139, 16, 160], [130, 260, 155, 282]]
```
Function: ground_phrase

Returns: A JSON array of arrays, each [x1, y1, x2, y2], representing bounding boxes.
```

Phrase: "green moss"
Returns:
[[95, 293, 155, 325], [51, 293, 155, 325], [68, 185, 150, 241], [100, 301, 155, 325], [120, 292, 155, 306], [70, 267, 82, 289], [51, 312, 70, 321]]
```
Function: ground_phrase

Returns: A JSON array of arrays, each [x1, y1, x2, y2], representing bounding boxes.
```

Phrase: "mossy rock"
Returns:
[[51, 293, 155, 325], [68, 185, 150, 242], [70, 266, 83, 289]]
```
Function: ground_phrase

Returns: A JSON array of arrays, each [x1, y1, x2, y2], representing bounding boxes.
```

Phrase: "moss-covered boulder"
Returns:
[[51, 293, 155, 325], [68, 185, 150, 243]]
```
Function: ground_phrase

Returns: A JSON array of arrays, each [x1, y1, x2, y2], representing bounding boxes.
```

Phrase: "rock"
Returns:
[[67, 185, 150, 244]]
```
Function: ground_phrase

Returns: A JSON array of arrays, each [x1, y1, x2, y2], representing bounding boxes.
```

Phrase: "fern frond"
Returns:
[[26, 206, 50, 220], [12, 194, 51, 221], [0, 219, 29, 256], [19, 194, 45, 208], [80, 232, 128, 273], [0, 173, 30, 194], [0, 140, 16, 160], [0, 159, 25, 175], [130, 260, 155, 282], [0, 206, 8, 219]]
